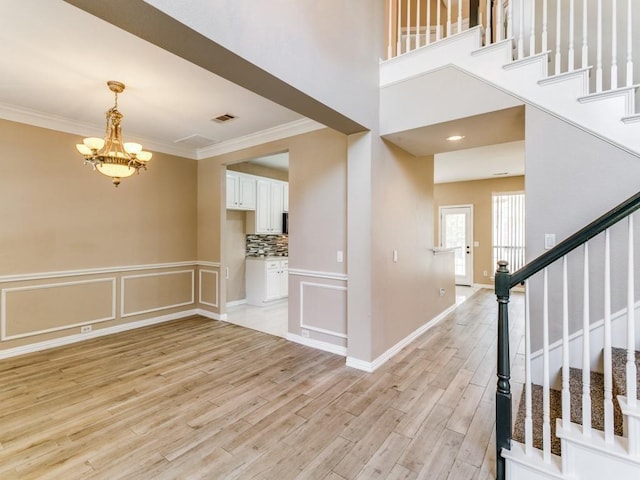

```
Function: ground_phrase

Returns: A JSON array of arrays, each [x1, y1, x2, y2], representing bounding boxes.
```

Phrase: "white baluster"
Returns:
[[611, 0, 618, 89], [416, 0, 421, 48], [496, 0, 503, 42], [397, 0, 403, 54], [569, 0, 575, 71], [596, 0, 603, 92], [518, 0, 524, 59], [427, 0, 432, 45], [542, 0, 548, 53], [543, 268, 551, 463], [406, 0, 411, 52], [582, 0, 589, 69], [525, 280, 533, 455], [604, 229, 614, 443], [582, 242, 592, 438], [626, 0, 633, 87], [562, 256, 571, 432], [388, 0, 394, 58], [447, 0, 452, 37], [555, 0, 562, 74], [507, 0, 513, 40], [437, 0, 442, 41], [627, 215, 637, 407], [457, 0, 462, 35], [486, 0, 492, 46], [530, 0, 536, 56]]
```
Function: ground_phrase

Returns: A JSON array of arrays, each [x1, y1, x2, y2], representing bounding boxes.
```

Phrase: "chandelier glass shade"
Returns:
[[76, 81, 152, 187]]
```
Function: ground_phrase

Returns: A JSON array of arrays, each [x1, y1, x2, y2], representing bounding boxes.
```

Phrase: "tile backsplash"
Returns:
[[246, 234, 288, 257]]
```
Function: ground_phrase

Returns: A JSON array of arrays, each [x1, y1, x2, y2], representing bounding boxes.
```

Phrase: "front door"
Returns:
[[440, 205, 473, 286]]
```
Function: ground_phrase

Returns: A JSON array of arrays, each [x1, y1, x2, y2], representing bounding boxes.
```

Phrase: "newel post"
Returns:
[[495, 260, 512, 480]]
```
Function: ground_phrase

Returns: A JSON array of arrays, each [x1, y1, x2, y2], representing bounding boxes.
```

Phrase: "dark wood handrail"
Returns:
[[509, 190, 640, 288]]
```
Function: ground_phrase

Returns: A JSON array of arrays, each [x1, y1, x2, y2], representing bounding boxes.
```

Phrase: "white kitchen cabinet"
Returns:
[[253, 179, 285, 234], [246, 257, 288, 306], [226, 172, 256, 210]]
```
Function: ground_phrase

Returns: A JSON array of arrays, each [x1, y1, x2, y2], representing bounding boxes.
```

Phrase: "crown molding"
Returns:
[[196, 118, 326, 159], [0, 102, 198, 159]]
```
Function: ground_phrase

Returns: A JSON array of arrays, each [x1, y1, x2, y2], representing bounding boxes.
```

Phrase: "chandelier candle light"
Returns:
[[76, 81, 152, 187]]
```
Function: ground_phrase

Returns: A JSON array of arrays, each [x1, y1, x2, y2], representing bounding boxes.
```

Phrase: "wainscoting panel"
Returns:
[[121, 270, 194, 318], [199, 269, 219, 308], [300, 281, 348, 338], [1, 278, 116, 340]]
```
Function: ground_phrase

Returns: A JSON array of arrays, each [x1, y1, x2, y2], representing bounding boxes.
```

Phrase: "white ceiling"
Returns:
[[0, 0, 305, 159], [0, 0, 524, 182], [435, 141, 525, 184]]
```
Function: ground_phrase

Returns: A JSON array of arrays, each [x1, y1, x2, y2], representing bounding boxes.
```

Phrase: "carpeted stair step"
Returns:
[[513, 368, 622, 456], [611, 347, 640, 401]]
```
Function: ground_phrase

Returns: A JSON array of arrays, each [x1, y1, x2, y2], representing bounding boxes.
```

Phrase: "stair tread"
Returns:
[[513, 366, 627, 456], [611, 347, 640, 400]]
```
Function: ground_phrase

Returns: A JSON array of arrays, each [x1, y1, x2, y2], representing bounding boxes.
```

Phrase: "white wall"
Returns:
[[143, 0, 384, 131]]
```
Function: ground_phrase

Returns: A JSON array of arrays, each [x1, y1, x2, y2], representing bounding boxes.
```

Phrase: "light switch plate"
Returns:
[[544, 234, 556, 250]]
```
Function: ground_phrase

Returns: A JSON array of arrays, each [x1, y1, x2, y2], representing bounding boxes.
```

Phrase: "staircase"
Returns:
[[382, 2, 640, 478], [381, 0, 640, 156]]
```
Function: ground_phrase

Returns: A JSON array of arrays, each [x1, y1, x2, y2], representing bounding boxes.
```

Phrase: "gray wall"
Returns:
[[525, 105, 640, 349]]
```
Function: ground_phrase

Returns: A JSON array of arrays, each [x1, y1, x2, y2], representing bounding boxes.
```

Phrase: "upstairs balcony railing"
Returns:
[[385, 0, 637, 97]]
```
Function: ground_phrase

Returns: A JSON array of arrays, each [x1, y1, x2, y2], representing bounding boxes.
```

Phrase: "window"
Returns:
[[492, 191, 525, 272]]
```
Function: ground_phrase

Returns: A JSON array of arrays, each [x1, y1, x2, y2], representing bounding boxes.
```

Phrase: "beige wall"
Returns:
[[0, 119, 197, 274], [199, 128, 349, 348], [434, 175, 525, 285], [370, 139, 456, 359], [0, 119, 199, 352], [227, 162, 289, 182]]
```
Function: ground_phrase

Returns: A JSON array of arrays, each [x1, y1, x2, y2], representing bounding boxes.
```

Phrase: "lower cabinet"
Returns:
[[246, 258, 288, 306]]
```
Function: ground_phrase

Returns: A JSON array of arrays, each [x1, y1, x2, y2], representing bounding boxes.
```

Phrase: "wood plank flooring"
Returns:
[[0, 289, 524, 479]]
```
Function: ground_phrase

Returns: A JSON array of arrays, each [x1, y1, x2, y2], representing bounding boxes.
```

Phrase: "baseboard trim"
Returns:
[[346, 302, 457, 373], [0, 309, 199, 360], [286, 333, 347, 357], [226, 299, 247, 308], [196, 308, 227, 321]]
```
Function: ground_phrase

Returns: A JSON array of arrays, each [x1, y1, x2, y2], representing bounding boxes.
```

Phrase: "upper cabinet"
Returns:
[[255, 179, 284, 234], [226, 171, 256, 210]]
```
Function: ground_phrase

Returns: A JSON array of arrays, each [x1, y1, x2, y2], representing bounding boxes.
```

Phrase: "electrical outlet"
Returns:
[[483, 270, 488, 277], [301, 329, 310, 338], [81, 325, 92, 334], [337, 250, 343, 263], [439, 288, 445, 297]]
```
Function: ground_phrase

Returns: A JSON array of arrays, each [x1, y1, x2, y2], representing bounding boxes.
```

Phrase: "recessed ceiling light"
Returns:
[[446, 135, 465, 141]]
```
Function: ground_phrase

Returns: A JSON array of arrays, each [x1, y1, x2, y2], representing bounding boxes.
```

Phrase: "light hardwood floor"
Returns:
[[0, 289, 524, 479]]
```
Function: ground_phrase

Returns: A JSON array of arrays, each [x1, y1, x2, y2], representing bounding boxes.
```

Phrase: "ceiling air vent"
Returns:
[[211, 113, 237, 123]]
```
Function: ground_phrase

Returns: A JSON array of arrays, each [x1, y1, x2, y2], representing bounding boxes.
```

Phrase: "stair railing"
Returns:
[[385, 0, 636, 101], [494, 191, 640, 480]]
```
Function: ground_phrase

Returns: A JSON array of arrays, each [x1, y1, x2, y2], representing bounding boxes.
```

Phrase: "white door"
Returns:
[[440, 205, 473, 286]]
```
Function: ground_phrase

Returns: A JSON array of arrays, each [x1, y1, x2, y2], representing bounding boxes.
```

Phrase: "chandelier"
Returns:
[[76, 81, 152, 187]]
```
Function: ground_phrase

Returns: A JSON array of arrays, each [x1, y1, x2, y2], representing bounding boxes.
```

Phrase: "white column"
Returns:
[[525, 280, 533, 454], [627, 215, 637, 407], [388, 0, 394, 58], [447, 0, 452, 37], [416, 0, 421, 48], [604, 229, 614, 444], [518, 0, 524, 59], [397, 0, 403, 54], [596, 0, 603, 92], [582, 243, 592, 438], [530, 0, 537, 56], [562, 257, 571, 432], [569, 0, 575, 71], [611, 0, 618, 89], [582, 0, 589, 69], [626, 0, 634, 87], [555, 0, 562, 74], [427, 0, 432, 45], [486, 0, 492, 46], [406, 0, 411, 52], [543, 268, 551, 463], [542, 0, 548, 53]]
